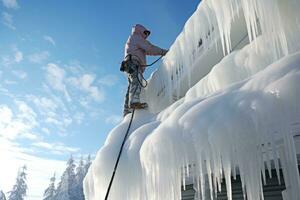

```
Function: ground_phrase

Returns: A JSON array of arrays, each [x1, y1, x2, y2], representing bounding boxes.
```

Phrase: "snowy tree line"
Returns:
[[0, 155, 92, 200], [43, 155, 92, 200], [0, 165, 27, 200]]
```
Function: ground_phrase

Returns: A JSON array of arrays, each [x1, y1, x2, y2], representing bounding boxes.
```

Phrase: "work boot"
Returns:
[[130, 102, 148, 109]]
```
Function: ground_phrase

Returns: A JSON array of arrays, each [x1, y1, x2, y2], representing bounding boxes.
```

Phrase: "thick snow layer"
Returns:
[[84, 0, 300, 199], [186, 35, 274, 101], [144, 0, 300, 113], [141, 52, 300, 200], [84, 49, 300, 200]]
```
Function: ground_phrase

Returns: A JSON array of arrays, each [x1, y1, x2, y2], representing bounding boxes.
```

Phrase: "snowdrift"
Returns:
[[84, 0, 300, 199]]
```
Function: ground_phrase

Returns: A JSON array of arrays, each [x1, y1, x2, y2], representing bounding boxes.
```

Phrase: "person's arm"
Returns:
[[138, 39, 168, 56]]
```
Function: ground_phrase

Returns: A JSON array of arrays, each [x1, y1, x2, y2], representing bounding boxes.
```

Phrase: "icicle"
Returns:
[[260, 145, 267, 186], [271, 137, 282, 185], [182, 167, 186, 191]]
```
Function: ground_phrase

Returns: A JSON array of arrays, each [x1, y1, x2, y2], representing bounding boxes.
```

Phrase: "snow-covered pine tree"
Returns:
[[43, 173, 56, 200], [84, 154, 92, 174], [0, 190, 7, 200], [74, 157, 85, 200], [7, 165, 27, 200], [54, 155, 76, 200]]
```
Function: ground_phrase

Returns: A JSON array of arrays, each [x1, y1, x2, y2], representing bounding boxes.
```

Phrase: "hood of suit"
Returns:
[[131, 24, 151, 39]]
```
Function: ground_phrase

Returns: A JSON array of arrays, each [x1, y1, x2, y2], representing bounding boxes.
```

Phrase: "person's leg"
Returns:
[[129, 68, 148, 109], [128, 68, 141, 106], [123, 78, 131, 117]]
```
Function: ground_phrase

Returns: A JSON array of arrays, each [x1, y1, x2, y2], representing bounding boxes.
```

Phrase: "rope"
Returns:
[[137, 71, 148, 88], [141, 55, 163, 67], [138, 55, 164, 88], [104, 108, 136, 200]]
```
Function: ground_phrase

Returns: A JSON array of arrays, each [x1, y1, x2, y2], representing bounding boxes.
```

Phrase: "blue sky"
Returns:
[[0, 0, 199, 199]]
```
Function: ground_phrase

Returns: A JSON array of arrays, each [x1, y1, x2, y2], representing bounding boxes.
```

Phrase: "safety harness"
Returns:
[[120, 54, 163, 88]]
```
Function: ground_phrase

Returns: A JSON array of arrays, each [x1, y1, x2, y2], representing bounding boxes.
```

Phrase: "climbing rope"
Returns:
[[141, 55, 163, 67], [137, 71, 148, 88], [138, 55, 164, 88], [104, 108, 136, 200]]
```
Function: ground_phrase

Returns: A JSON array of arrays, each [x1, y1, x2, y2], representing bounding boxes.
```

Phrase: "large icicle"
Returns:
[[145, 0, 300, 113]]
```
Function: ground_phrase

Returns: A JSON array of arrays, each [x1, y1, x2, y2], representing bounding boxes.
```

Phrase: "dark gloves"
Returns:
[[161, 49, 169, 56]]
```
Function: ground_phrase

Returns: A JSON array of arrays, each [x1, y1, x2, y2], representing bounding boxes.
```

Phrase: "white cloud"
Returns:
[[44, 115, 72, 133], [74, 112, 84, 124], [43, 35, 56, 46], [16, 101, 38, 126], [26, 94, 74, 135], [0, 85, 10, 97], [68, 74, 104, 102], [45, 117, 61, 125], [33, 91, 79, 135], [32, 141, 80, 155], [22, 132, 38, 140], [1, 55, 11, 66], [2, 12, 15, 30], [66, 60, 85, 75], [46, 63, 71, 102], [1, 0, 19, 9], [41, 127, 50, 135], [64, 61, 106, 102], [1, 47, 23, 66], [46, 63, 65, 90], [44, 62, 107, 116], [14, 50, 23, 62], [105, 114, 122, 125], [0, 105, 13, 124], [4, 79, 17, 85], [12, 70, 27, 79], [79, 98, 89, 108], [28, 95, 58, 113], [98, 74, 119, 87], [0, 102, 38, 140], [28, 51, 49, 64], [63, 117, 72, 127], [42, 85, 69, 112]]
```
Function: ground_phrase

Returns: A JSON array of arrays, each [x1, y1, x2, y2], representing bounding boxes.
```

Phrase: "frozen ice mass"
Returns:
[[84, 0, 300, 199]]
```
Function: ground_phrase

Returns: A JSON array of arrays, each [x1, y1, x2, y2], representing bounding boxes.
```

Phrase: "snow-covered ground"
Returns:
[[84, 0, 300, 199]]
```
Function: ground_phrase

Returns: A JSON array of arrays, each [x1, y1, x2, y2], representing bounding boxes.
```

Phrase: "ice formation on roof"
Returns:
[[84, 0, 300, 199], [144, 0, 300, 113]]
